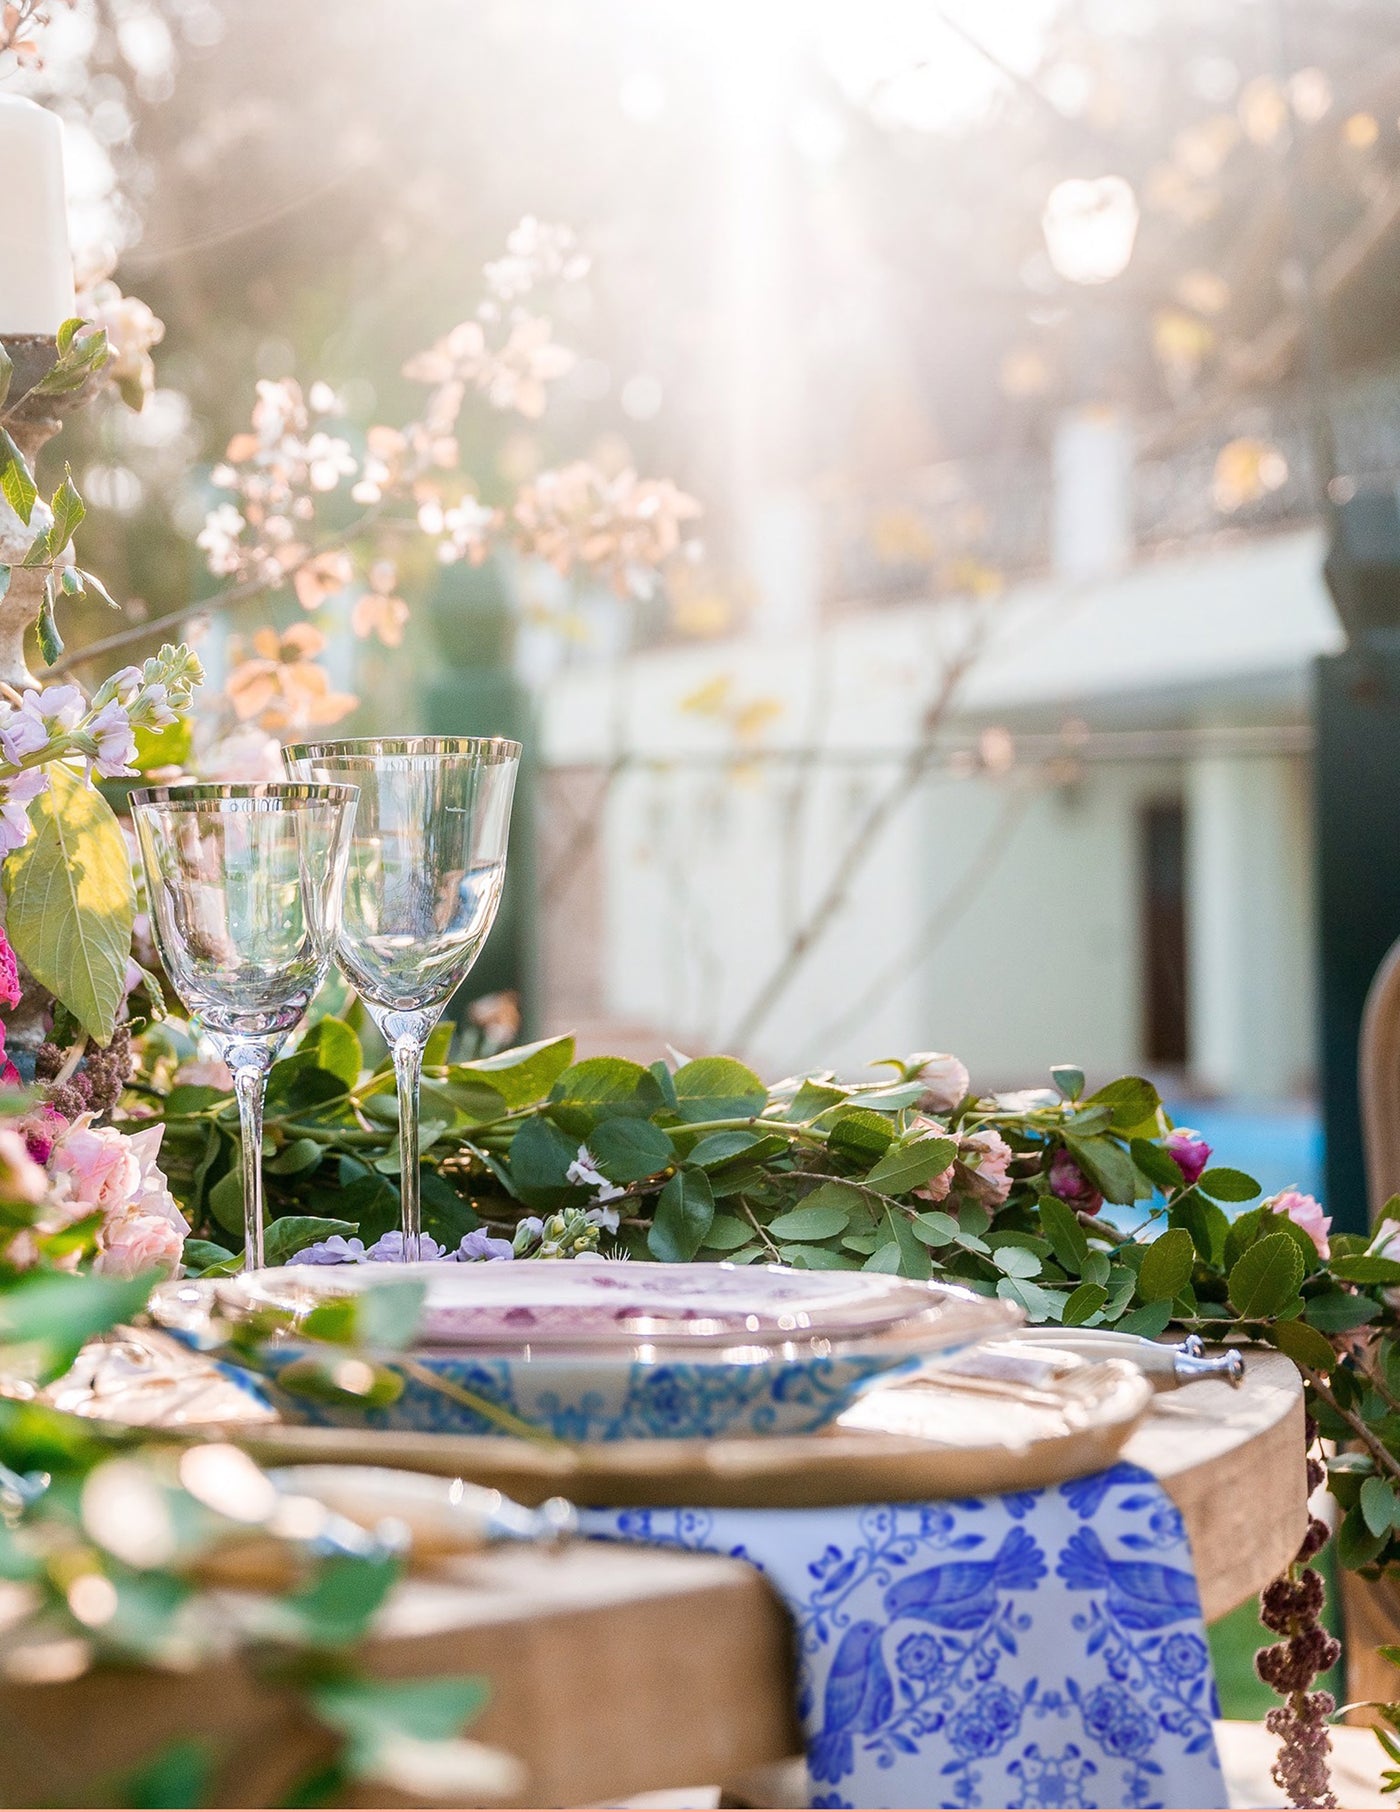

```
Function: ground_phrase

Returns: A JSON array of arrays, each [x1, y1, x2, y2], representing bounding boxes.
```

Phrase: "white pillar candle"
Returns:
[[0, 97, 75, 337]]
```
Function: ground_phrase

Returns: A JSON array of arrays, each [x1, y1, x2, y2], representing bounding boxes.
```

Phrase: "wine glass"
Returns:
[[129, 782, 358, 1270], [282, 737, 520, 1261]]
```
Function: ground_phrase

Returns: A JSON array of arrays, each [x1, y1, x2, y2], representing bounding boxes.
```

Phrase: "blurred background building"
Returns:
[[35, 0, 1400, 1200]]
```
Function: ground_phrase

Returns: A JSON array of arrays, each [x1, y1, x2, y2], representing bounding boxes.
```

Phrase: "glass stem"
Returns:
[[392, 1032, 425, 1263], [215, 1037, 276, 1272]]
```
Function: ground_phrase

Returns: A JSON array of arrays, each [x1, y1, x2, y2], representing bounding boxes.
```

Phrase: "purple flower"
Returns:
[[289, 1235, 367, 1265], [1164, 1127, 1211, 1188], [1048, 1147, 1102, 1214], [456, 1228, 515, 1262], [364, 1230, 447, 1262]]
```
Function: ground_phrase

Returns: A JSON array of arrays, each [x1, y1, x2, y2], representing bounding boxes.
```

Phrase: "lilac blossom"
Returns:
[[289, 1235, 368, 1265], [0, 767, 50, 857], [457, 1229, 515, 1262], [364, 1229, 447, 1262], [0, 683, 84, 764], [83, 700, 138, 778]]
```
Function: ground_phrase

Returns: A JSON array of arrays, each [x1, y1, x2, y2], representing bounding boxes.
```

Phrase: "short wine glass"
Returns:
[[282, 737, 520, 1261], [129, 782, 358, 1270]]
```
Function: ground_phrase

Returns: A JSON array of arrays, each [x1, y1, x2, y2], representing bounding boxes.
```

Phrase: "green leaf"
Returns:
[[995, 1275, 1060, 1322], [112, 1738, 213, 1808], [1363, 1477, 1400, 1538], [864, 1241, 904, 1273], [992, 1244, 1041, 1279], [0, 428, 36, 524], [1064, 1134, 1139, 1205], [785, 1079, 850, 1122], [549, 1056, 663, 1133], [701, 1214, 753, 1252], [1269, 1317, 1337, 1373], [266, 1137, 325, 1176], [1330, 1255, 1400, 1285], [864, 1135, 957, 1196], [1115, 1300, 1175, 1338], [1304, 1289, 1380, 1334], [1228, 1232, 1305, 1320], [783, 1243, 855, 1270], [0, 1269, 157, 1382], [1083, 1076, 1161, 1131], [1063, 1281, 1109, 1325], [769, 1197, 854, 1241], [911, 1210, 959, 1248], [7, 762, 135, 1044], [507, 1115, 580, 1207], [313, 1674, 489, 1749], [1337, 1502, 1389, 1569], [687, 1130, 767, 1168], [182, 1238, 235, 1273], [0, 342, 11, 412], [825, 1108, 897, 1160], [298, 1016, 362, 1088], [587, 1116, 673, 1183], [1051, 1065, 1085, 1100], [1168, 1191, 1229, 1267], [1197, 1167, 1260, 1204], [132, 714, 193, 775], [423, 1020, 456, 1067], [452, 1033, 575, 1109], [37, 582, 62, 665], [263, 1217, 354, 1266], [648, 1167, 715, 1262], [1138, 1227, 1195, 1303], [1039, 1195, 1089, 1275], [79, 567, 120, 610], [671, 1056, 768, 1123], [47, 467, 85, 552], [1131, 1137, 1188, 1194]]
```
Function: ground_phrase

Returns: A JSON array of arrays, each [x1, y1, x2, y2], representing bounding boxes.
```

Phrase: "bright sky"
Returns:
[[811, 0, 1066, 130]]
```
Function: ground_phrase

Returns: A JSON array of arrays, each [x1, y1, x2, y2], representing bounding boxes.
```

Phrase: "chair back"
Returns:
[[1360, 934, 1400, 1223]]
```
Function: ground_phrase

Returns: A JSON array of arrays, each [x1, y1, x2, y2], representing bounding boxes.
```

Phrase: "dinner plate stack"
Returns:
[[152, 1260, 1022, 1441]]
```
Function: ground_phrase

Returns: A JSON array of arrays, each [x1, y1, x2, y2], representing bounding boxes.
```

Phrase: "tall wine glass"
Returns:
[[130, 782, 358, 1270], [282, 737, 520, 1260]]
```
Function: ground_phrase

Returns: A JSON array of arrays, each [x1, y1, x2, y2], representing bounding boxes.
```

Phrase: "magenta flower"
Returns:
[[1048, 1147, 1103, 1214], [1164, 1127, 1211, 1188], [0, 927, 20, 1012]]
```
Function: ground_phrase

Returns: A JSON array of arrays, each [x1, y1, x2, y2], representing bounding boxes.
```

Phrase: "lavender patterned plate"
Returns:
[[218, 1259, 1001, 1351]]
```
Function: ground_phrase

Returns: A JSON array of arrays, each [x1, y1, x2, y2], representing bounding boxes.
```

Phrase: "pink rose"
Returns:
[[1165, 1128, 1211, 1188], [960, 1127, 1013, 1206], [0, 1128, 48, 1206], [173, 1058, 234, 1092], [95, 1206, 184, 1279], [123, 1123, 187, 1236], [0, 927, 19, 1011], [1049, 1147, 1102, 1214], [1269, 1188, 1330, 1260], [913, 1053, 970, 1115], [48, 1119, 141, 1214], [21, 1105, 67, 1167]]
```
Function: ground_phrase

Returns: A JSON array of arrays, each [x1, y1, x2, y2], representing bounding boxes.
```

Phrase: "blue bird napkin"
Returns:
[[582, 1462, 1227, 1809]]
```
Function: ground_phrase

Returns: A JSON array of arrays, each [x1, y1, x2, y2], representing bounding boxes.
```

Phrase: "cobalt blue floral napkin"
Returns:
[[581, 1462, 1226, 1810]]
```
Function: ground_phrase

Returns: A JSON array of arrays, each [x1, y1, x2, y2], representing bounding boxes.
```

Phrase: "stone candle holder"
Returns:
[[0, 332, 103, 691]]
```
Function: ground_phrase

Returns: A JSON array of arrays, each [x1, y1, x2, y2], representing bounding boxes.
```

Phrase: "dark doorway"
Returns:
[[1140, 798, 1190, 1067]]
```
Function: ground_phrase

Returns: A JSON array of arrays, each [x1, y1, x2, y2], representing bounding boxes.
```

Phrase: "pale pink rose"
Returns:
[[95, 1206, 185, 1279], [174, 1058, 235, 1092], [913, 1164, 956, 1204], [913, 1053, 971, 1115], [123, 1123, 188, 1236], [0, 1128, 49, 1206], [48, 1119, 141, 1214], [1269, 1188, 1330, 1260], [199, 725, 285, 785], [960, 1127, 1014, 1206]]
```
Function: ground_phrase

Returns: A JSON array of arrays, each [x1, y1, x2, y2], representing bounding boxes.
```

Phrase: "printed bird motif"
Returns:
[[882, 1526, 1047, 1631], [1056, 1525, 1201, 1630], [806, 1620, 893, 1784]]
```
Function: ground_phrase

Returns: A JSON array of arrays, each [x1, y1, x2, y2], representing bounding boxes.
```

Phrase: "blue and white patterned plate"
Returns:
[[151, 1264, 1020, 1441]]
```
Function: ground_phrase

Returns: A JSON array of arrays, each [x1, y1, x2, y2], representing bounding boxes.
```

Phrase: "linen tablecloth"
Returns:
[[583, 1461, 1227, 1809]]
